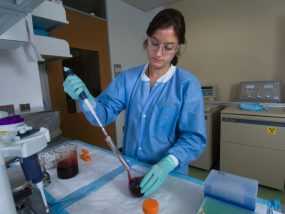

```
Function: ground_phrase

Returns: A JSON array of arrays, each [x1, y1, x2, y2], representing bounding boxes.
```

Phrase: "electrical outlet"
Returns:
[[114, 64, 122, 76], [19, 103, 31, 112]]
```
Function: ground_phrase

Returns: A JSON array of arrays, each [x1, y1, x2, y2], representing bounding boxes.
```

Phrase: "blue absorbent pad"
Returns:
[[239, 103, 265, 112], [204, 170, 258, 211]]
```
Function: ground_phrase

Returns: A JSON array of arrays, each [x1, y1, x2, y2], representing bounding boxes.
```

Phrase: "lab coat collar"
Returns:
[[141, 64, 176, 83]]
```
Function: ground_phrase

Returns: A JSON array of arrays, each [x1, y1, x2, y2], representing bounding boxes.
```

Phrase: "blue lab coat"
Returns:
[[80, 64, 206, 174]]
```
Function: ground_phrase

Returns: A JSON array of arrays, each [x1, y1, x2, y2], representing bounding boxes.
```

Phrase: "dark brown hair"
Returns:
[[144, 8, 186, 65]]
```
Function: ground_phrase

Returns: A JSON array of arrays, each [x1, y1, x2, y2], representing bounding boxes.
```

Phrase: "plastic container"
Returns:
[[0, 115, 25, 142], [56, 143, 79, 179], [143, 198, 159, 214]]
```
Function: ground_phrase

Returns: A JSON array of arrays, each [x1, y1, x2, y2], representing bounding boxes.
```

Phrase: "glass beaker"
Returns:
[[128, 168, 145, 197], [56, 143, 79, 179]]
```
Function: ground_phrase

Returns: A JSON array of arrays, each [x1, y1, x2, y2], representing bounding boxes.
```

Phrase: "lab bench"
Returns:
[[44, 140, 280, 214], [7, 139, 282, 214]]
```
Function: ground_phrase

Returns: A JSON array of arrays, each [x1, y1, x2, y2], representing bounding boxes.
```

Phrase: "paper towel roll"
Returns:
[[204, 170, 258, 211]]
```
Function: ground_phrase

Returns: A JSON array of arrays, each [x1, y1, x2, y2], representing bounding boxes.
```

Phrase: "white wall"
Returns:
[[105, 0, 162, 147], [0, 47, 43, 113], [168, 0, 285, 101], [106, 0, 162, 71]]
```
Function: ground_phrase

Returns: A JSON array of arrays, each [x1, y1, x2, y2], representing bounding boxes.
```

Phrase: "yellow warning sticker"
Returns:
[[266, 127, 277, 135]]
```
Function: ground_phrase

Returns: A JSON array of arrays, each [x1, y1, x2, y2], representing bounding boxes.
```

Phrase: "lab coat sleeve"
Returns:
[[79, 72, 127, 126], [168, 78, 207, 168]]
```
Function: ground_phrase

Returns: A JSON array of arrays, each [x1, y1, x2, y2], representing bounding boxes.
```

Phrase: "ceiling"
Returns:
[[121, 0, 180, 11], [62, 0, 106, 18]]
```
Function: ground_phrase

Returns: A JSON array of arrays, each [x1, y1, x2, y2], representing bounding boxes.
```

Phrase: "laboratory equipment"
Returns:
[[190, 85, 222, 170], [0, 115, 25, 142], [56, 143, 79, 179], [64, 69, 132, 180], [201, 86, 217, 102], [191, 104, 223, 170], [239, 80, 282, 103], [220, 106, 285, 190], [0, 124, 50, 214], [128, 168, 145, 197], [143, 198, 159, 214], [129, 176, 144, 197], [204, 170, 258, 211], [21, 153, 49, 213]]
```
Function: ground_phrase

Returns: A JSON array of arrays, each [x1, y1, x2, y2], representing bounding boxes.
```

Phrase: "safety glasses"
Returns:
[[147, 37, 179, 55]]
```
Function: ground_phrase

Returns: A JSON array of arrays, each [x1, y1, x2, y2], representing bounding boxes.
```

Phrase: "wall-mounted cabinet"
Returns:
[[0, 17, 29, 49], [32, 0, 68, 31], [0, 0, 44, 12], [31, 0, 71, 61], [34, 35, 71, 61], [0, 0, 44, 34], [0, 1, 71, 61]]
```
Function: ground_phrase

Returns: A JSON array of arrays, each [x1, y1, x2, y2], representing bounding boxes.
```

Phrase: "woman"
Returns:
[[63, 8, 206, 197]]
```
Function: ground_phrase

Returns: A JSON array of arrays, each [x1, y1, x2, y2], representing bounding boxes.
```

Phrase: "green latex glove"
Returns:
[[140, 155, 177, 197], [63, 75, 93, 101]]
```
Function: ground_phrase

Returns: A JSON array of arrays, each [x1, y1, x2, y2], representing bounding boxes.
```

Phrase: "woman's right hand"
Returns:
[[63, 75, 92, 101]]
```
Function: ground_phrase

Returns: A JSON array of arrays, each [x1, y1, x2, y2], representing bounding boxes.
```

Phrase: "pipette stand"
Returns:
[[0, 127, 50, 214]]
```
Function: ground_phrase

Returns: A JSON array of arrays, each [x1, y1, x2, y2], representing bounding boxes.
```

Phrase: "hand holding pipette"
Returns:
[[63, 68, 132, 179]]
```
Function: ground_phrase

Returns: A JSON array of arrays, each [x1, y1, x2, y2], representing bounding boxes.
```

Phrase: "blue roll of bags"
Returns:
[[203, 170, 258, 211], [239, 102, 265, 112]]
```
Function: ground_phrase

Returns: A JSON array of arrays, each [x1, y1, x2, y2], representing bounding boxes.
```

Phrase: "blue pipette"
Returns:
[[64, 68, 132, 179]]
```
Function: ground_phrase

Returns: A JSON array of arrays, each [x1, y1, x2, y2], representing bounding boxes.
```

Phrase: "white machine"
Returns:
[[190, 85, 223, 170], [0, 127, 50, 214], [202, 86, 217, 102], [220, 106, 285, 191], [239, 80, 282, 103], [191, 104, 223, 170]]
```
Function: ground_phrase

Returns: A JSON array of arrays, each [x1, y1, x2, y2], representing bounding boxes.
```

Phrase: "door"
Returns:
[[47, 9, 116, 149]]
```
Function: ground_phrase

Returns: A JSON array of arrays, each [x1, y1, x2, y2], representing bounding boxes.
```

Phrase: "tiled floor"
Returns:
[[189, 167, 285, 206]]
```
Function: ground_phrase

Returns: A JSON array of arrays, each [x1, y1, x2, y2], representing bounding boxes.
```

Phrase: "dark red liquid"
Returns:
[[129, 176, 144, 197], [57, 151, 79, 179]]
